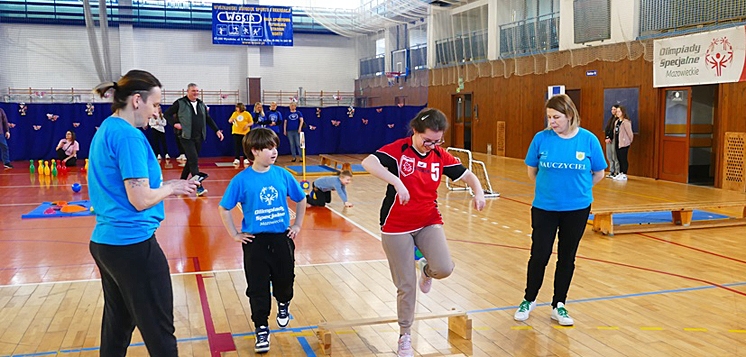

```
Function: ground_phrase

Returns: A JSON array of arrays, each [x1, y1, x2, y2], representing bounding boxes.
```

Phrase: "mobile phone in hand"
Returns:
[[191, 173, 209, 183]]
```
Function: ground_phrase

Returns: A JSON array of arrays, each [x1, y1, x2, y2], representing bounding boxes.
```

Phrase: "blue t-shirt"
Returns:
[[266, 110, 283, 134], [525, 128, 606, 211], [285, 111, 303, 132], [219, 166, 306, 234], [89, 116, 164, 245]]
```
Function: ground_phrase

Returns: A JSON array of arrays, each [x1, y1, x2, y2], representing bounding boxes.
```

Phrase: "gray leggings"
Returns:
[[381, 225, 454, 334], [605, 140, 620, 174]]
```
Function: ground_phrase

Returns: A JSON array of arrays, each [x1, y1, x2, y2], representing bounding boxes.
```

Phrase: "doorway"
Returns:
[[658, 85, 717, 184], [451, 93, 472, 150]]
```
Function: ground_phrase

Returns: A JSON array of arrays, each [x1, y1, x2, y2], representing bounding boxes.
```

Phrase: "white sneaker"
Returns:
[[417, 258, 432, 294], [276, 302, 290, 328], [551, 302, 574, 326], [397, 333, 414, 357], [244, 159, 250, 166], [177, 154, 186, 161], [513, 300, 536, 321], [233, 159, 240, 165], [613, 174, 628, 181]]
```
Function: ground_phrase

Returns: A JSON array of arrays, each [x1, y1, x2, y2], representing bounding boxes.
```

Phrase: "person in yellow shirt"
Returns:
[[229, 103, 253, 165]]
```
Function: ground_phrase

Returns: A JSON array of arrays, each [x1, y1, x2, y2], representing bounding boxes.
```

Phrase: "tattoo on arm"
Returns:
[[126, 179, 148, 188]]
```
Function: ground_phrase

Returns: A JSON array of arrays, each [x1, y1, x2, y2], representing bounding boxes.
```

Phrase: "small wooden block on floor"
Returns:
[[316, 309, 471, 355]]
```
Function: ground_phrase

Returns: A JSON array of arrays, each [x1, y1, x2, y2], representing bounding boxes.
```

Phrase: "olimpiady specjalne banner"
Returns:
[[653, 26, 746, 88]]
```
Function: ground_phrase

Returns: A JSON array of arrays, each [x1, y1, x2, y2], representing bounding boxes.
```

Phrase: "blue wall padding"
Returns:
[[0, 102, 426, 161]]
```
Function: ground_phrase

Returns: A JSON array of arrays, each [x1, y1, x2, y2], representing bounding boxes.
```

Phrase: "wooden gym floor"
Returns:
[[1, 153, 746, 356]]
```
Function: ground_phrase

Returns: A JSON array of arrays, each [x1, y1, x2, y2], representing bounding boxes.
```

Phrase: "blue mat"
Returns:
[[589, 210, 730, 225], [22, 200, 94, 219], [285, 164, 366, 176]]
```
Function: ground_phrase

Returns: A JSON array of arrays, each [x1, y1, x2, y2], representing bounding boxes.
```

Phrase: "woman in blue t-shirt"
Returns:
[[284, 102, 304, 162], [514, 94, 606, 327], [88, 70, 198, 356]]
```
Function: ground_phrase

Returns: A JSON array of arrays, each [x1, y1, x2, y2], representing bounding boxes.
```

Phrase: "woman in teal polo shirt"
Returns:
[[514, 94, 606, 326]]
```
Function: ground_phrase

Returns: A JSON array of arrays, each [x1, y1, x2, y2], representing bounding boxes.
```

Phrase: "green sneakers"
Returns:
[[513, 300, 536, 321], [551, 302, 574, 326]]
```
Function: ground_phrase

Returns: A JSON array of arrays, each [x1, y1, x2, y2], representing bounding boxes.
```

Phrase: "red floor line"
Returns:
[[638, 232, 746, 265], [497, 196, 531, 206], [192, 257, 237, 357], [448, 238, 746, 297]]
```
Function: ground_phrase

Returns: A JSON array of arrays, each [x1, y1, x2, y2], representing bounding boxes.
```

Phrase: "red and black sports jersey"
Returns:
[[373, 136, 467, 233]]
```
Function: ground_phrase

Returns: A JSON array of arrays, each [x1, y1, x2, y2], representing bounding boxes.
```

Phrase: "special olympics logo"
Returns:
[[705, 37, 734, 77], [259, 186, 279, 205]]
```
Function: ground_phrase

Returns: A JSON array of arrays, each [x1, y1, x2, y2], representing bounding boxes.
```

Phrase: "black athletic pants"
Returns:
[[306, 184, 332, 207], [178, 137, 202, 180], [89, 236, 177, 357], [242, 232, 296, 328], [524, 206, 591, 308]]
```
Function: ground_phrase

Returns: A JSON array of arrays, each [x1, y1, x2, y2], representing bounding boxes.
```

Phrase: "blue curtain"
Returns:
[[0, 102, 426, 161]]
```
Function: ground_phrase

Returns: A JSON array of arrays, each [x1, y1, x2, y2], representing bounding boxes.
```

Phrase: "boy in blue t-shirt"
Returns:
[[218, 128, 306, 353], [283, 102, 304, 162]]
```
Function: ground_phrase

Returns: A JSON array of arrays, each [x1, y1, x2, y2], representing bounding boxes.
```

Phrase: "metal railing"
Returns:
[[359, 54, 385, 77], [434, 28, 488, 66], [3, 87, 240, 104], [640, 0, 746, 37], [499, 12, 559, 58], [0, 0, 337, 33], [262, 90, 354, 107], [410, 43, 427, 70]]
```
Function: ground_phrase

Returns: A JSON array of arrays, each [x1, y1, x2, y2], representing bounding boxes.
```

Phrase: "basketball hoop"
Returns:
[[385, 72, 401, 86]]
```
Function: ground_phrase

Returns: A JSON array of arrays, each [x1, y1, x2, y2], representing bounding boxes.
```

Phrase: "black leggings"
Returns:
[[56, 149, 77, 166], [232, 134, 246, 159], [616, 146, 629, 174], [150, 130, 167, 158], [524, 206, 591, 308]]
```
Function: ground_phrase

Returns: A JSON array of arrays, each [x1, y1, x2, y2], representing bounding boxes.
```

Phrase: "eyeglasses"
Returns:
[[422, 138, 445, 147]]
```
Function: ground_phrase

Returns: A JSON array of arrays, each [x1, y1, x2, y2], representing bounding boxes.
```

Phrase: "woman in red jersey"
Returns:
[[362, 108, 486, 357]]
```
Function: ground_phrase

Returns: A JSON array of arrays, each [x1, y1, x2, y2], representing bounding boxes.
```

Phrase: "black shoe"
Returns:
[[291, 158, 297, 162], [254, 326, 270, 353], [3, 163, 12, 169], [276, 302, 290, 328]]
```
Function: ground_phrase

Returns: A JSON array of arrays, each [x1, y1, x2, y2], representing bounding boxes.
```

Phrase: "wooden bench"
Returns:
[[590, 201, 746, 236], [316, 309, 471, 355], [319, 154, 351, 172]]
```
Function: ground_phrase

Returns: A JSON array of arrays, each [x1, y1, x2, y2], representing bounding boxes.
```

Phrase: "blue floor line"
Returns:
[[298, 335, 317, 357], [6, 280, 746, 357]]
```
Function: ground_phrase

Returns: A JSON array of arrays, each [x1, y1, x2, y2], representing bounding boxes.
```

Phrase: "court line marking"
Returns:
[[0, 259, 389, 288], [6, 280, 746, 357], [325, 206, 381, 241]]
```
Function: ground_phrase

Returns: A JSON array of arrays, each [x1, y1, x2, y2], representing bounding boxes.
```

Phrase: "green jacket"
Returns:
[[164, 97, 219, 140]]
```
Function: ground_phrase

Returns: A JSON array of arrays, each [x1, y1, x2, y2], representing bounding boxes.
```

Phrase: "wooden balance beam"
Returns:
[[315, 309, 471, 355], [319, 154, 352, 173], [590, 201, 746, 236]]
